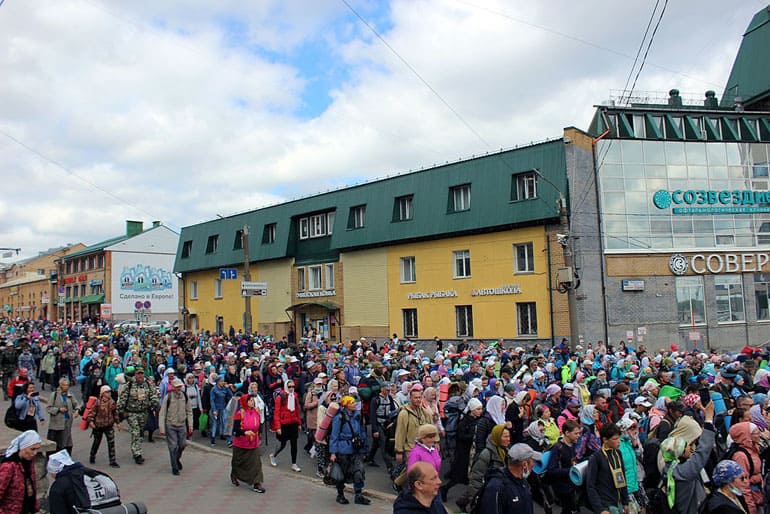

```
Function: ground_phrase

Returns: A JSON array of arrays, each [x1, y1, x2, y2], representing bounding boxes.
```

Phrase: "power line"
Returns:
[[620, 0, 660, 104], [625, 0, 669, 103]]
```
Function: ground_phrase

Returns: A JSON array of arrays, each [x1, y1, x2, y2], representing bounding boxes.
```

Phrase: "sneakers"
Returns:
[[291, 463, 301, 472], [269, 454, 277, 467], [336, 495, 349, 505], [316, 470, 325, 478], [354, 495, 371, 505], [251, 484, 266, 493], [134, 455, 144, 465], [172, 469, 180, 476]]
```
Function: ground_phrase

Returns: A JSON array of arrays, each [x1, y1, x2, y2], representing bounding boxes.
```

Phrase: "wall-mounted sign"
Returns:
[[242, 281, 267, 297], [669, 252, 770, 275], [653, 189, 770, 214], [297, 289, 336, 298], [407, 290, 458, 300], [89, 280, 103, 287], [470, 285, 522, 296], [621, 279, 645, 291]]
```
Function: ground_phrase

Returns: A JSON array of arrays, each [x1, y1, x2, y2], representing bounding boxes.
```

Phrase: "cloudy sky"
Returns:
[[0, 0, 763, 260]]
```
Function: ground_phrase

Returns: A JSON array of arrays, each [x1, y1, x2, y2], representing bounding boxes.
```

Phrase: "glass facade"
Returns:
[[597, 140, 770, 251]]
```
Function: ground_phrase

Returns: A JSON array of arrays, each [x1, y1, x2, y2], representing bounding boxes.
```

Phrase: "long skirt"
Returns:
[[231, 445, 264, 485]]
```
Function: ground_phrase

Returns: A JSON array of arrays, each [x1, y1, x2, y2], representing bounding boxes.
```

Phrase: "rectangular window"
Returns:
[[262, 223, 276, 244], [310, 213, 327, 237], [81, 284, 86, 296], [81, 258, 88, 271], [65, 286, 71, 298], [517, 302, 538, 336], [325, 263, 335, 289], [65, 261, 72, 274], [97, 255, 105, 268], [755, 274, 770, 321], [512, 172, 538, 201], [400, 256, 416, 283], [514, 243, 535, 273], [190, 280, 198, 300], [309, 265, 323, 290], [37, 268, 45, 276], [403, 309, 418, 337], [715, 275, 745, 323], [299, 218, 309, 240], [450, 184, 471, 212], [233, 229, 243, 250], [675, 276, 706, 326], [327, 212, 335, 235], [297, 268, 306, 291], [89, 256, 95, 269], [214, 278, 223, 298], [455, 305, 473, 337], [394, 195, 413, 221], [73, 286, 79, 298], [205, 235, 218, 254], [73, 261, 79, 273], [453, 250, 471, 278], [348, 205, 366, 229]]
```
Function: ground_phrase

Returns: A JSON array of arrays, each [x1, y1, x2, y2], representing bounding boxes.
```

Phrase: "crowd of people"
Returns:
[[1, 317, 770, 514]]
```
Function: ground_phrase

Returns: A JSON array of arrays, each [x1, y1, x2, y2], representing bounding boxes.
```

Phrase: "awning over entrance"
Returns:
[[79, 294, 105, 305], [285, 301, 339, 312]]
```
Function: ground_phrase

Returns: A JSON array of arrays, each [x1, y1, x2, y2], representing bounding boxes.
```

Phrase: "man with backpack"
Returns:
[[477, 443, 540, 514], [117, 367, 159, 465], [158, 378, 193, 475], [367, 380, 396, 472]]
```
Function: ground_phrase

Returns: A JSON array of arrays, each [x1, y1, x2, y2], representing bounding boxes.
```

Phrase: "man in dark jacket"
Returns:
[[47, 450, 121, 514], [585, 423, 629, 514], [392, 461, 445, 514], [478, 443, 540, 514]]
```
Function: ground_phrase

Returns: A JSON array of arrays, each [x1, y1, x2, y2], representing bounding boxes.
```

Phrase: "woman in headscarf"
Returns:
[[658, 401, 716, 514], [0, 430, 42, 514], [269, 379, 302, 472], [474, 395, 505, 453], [522, 419, 548, 451], [574, 371, 591, 405], [749, 404, 767, 431], [728, 422, 764, 514], [537, 404, 560, 447], [230, 393, 266, 492], [705, 460, 751, 514], [421, 386, 445, 438], [461, 424, 510, 511], [440, 397, 482, 502], [576, 404, 601, 460], [330, 395, 370, 505]]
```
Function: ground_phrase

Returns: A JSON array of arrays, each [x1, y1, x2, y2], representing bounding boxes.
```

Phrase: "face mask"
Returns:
[[729, 486, 743, 496], [522, 466, 531, 479]]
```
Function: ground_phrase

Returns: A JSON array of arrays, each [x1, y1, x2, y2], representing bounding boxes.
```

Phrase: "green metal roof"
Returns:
[[722, 7, 770, 108], [60, 235, 129, 260], [174, 139, 569, 273]]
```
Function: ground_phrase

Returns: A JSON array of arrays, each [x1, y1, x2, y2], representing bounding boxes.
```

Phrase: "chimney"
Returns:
[[668, 89, 683, 107], [704, 90, 718, 108], [152, 220, 161, 228], [126, 220, 143, 237]]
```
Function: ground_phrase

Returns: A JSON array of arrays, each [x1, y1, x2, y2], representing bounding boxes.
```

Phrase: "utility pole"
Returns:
[[242, 225, 252, 334], [557, 195, 581, 351]]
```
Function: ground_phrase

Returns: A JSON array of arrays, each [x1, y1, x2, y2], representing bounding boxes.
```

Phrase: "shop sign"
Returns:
[[297, 289, 336, 298], [669, 252, 770, 275], [41, 294, 49, 304], [653, 189, 770, 214], [407, 290, 458, 300], [621, 279, 645, 291], [63, 274, 88, 284], [89, 280, 103, 286], [470, 285, 522, 296], [100, 304, 112, 317]]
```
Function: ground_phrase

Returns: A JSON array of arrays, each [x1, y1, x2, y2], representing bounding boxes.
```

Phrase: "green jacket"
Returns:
[[619, 435, 639, 494]]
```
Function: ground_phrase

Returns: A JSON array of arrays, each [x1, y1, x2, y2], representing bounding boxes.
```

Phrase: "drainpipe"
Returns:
[[593, 129, 611, 345]]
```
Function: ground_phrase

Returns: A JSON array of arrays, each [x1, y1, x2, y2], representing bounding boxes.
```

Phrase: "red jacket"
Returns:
[[0, 458, 39, 514], [270, 391, 301, 430]]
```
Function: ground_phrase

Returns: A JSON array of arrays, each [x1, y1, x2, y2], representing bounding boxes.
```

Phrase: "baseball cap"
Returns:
[[172, 378, 184, 387], [634, 396, 653, 407], [508, 443, 542, 462]]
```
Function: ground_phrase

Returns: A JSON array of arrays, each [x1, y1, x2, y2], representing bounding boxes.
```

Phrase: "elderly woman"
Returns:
[[46, 377, 79, 453], [576, 404, 601, 460], [230, 394, 266, 493], [705, 460, 751, 514], [728, 422, 764, 514], [0, 430, 43, 514], [406, 424, 441, 474], [421, 387, 445, 438], [330, 395, 370, 505], [441, 397, 482, 502]]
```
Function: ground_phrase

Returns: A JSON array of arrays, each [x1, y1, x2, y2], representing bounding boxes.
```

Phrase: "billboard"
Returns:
[[110, 252, 178, 314]]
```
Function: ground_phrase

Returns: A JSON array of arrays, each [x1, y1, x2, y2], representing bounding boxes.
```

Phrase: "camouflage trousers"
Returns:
[[126, 412, 146, 458]]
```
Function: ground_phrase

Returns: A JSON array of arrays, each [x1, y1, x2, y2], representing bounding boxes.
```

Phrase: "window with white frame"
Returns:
[[453, 250, 471, 278], [675, 276, 705, 326], [214, 278, 222, 299], [715, 275, 745, 323], [297, 268, 306, 291], [190, 280, 198, 300], [299, 212, 334, 240], [400, 256, 416, 283], [455, 305, 473, 337], [309, 265, 323, 290], [514, 243, 535, 273], [516, 302, 537, 336], [395, 195, 413, 221], [327, 212, 335, 235], [512, 172, 538, 201], [450, 184, 471, 212], [325, 263, 335, 289], [310, 213, 327, 237], [349, 205, 366, 229], [403, 309, 418, 337], [299, 218, 309, 239]]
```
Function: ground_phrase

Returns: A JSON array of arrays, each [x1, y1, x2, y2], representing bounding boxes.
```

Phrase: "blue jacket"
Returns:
[[14, 394, 45, 421], [330, 410, 368, 455], [479, 467, 534, 514], [210, 384, 232, 410]]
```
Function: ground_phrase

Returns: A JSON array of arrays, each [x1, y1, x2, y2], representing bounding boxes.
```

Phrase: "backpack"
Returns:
[[723, 443, 755, 476], [642, 438, 662, 489], [638, 415, 651, 444], [4, 403, 19, 430], [72, 467, 122, 512], [467, 466, 505, 514]]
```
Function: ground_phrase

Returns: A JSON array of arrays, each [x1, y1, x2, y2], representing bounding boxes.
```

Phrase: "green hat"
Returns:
[[133, 366, 145, 374], [658, 384, 683, 401]]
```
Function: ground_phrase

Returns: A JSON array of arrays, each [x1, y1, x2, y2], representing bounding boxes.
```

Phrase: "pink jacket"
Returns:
[[407, 443, 442, 474]]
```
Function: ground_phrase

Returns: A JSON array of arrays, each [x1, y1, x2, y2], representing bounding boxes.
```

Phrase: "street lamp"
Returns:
[[531, 168, 581, 351]]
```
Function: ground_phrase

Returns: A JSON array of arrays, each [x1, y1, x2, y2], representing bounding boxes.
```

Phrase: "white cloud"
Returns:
[[0, 0, 761, 261]]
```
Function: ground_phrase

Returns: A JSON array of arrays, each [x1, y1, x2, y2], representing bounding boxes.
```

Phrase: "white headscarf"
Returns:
[[5, 430, 42, 458], [486, 395, 507, 425], [285, 384, 296, 412], [47, 449, 75, 475]]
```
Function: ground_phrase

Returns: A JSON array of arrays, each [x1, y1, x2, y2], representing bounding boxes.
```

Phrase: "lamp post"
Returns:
[[532, 168, 580, 351], [242, 225, 253, 334]]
